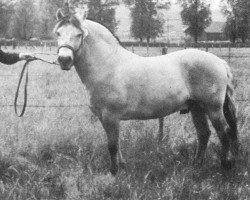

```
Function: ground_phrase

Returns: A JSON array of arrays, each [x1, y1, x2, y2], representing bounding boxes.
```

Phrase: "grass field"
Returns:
[[0, 46, 249, 199]]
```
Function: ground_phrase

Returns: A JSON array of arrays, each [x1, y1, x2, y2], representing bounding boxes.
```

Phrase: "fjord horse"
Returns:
[[54, 10, 238, 175]]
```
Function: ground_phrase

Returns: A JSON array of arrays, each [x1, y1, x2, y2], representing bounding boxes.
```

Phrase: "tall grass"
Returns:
[[0, 111, 249, 200]]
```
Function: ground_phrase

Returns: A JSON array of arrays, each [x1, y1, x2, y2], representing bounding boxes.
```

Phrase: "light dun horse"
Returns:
[[54, 9, 239, 175]]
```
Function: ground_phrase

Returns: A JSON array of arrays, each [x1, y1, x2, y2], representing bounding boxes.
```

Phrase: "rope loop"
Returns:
[[14, 57, 59, 117]]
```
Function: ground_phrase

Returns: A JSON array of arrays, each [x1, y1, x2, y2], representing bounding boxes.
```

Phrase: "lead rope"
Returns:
[[14, 57, 59, 117]]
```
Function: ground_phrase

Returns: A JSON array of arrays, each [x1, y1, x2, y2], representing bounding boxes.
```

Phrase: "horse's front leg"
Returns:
[[101, 110, 121, 175]]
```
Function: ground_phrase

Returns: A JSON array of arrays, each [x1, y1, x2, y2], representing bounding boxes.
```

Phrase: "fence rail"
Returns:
[[0, 45, 248, 111], [0, 104, 87, 108], [0, 98, 248, 110]]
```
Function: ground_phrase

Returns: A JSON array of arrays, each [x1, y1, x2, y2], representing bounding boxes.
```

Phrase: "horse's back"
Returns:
[[120, 49, 228, 116]]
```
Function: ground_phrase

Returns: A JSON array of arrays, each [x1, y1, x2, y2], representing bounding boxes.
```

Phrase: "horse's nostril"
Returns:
[[58, 56, 72, 66]]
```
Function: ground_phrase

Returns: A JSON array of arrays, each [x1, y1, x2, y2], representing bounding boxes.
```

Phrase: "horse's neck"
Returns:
[[74, 20, 130, 88]]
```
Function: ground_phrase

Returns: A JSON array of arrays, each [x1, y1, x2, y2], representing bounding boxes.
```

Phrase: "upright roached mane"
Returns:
[[55, 9, 239, 175]]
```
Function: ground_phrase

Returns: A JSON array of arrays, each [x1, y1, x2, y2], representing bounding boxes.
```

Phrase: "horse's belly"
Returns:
[[120, 77, 190, 120], [121, 103, 188, 120], [121, 94, 188, 120]]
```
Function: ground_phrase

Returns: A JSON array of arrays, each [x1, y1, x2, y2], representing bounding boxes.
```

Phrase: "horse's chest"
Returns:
[[89, 85, 126, 113]]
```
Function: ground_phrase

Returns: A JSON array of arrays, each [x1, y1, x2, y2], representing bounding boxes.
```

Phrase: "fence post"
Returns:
[[162, 46, 168, 55], [228, 43, 231, 63], [147, 43, 149, 56], [131, 45, 134, 53], [206, 43, 208, 52]]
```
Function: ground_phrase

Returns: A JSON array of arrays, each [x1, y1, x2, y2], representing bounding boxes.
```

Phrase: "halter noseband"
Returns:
[[57, 44, 77, 56], [57, 32, 84, 58]]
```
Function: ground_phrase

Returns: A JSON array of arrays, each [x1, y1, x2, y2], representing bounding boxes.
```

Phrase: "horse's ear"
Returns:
[[56, 9, 64, 21]]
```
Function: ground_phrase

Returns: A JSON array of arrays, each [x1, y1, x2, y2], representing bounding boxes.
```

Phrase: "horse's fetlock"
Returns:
[[221, 159, 234, 170], [110, 164, 118, 175], [108, 144, 118, 156]]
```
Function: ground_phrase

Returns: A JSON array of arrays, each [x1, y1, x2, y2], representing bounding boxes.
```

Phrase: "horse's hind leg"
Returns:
[[190, 102, 211, 166], [223, 93, 239, 159], [158, 117, 164, 142], [208, 108, 234, 169]]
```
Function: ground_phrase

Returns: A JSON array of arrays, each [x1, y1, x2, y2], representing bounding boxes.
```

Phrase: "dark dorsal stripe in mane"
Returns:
[[112, 33, 124, 48]]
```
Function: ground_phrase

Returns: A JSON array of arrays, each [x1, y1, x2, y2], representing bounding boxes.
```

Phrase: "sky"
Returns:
[[205, 0, 226, 21]]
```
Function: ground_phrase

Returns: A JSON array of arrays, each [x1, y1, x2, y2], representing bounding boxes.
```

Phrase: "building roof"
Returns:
[[205, 21, 225, 33]]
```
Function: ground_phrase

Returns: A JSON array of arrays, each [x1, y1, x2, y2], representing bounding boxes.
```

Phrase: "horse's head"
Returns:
[[54, 9, 88, 70]]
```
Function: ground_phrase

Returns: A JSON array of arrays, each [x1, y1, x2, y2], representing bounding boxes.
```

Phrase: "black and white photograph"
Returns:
[[0, 0, 249, 199]]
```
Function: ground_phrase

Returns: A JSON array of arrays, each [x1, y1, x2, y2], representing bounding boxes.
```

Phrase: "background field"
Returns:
[[0, 46, 249, 199]]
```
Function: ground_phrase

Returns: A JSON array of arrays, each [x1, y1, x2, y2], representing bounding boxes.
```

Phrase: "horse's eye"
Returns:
[[56, 32, 60, 37]]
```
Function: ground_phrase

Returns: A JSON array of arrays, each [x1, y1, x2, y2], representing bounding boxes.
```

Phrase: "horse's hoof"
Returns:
[[221, 160, 234, 170], [110, 165, 118, 176]]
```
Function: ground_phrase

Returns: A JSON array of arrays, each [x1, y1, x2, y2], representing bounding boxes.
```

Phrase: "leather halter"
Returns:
[[57, 33, 83, 57]]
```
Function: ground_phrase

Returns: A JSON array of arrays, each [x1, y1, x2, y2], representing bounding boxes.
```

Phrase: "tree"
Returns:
[[223, 0, 250, 43], [87, 0, 118, 33], [37, 0, 64, 39], [70, 0, 119, 34], [0, 1, 14, 37], [179, 0, 211, 43], [71, 0, 119, 7], [130, 0, 164, 44], [10, 0, 37, 40], [224, 16, 237, 43]]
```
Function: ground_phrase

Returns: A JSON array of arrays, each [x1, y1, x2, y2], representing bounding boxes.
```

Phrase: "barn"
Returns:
[[201, 21, 227, 41]]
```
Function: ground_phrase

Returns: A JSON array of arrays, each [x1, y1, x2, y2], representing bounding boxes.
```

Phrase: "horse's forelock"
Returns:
[[54, 15, 124, 48], [54, 15, 82, 32], [69, 15, 82, 30]]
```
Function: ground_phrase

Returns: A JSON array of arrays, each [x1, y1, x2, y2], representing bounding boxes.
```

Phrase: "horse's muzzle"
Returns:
[[58, 56, 73, 70]]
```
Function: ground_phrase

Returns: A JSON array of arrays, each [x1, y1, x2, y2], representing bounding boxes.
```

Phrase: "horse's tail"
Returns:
[[223, 62, 238, 137]]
